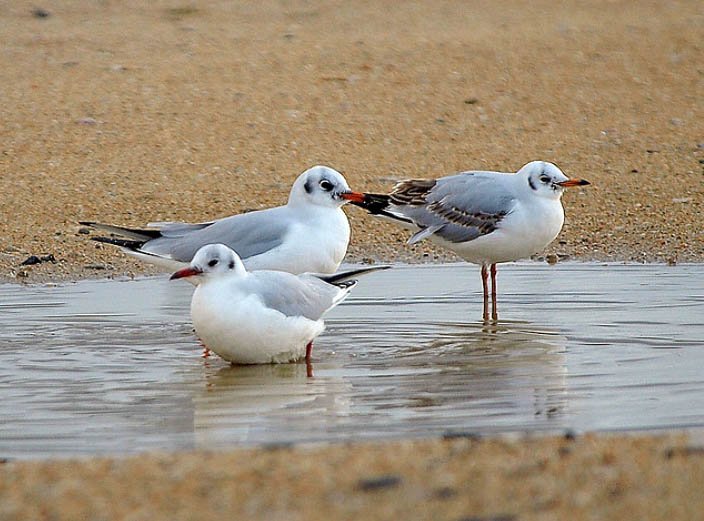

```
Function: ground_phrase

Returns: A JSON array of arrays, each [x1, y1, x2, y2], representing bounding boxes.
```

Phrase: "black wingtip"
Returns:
[[334, 279, 358, 290], [349, 193, 392, 214], [90, 236, 145, 250], [317, 265, 391, 285]]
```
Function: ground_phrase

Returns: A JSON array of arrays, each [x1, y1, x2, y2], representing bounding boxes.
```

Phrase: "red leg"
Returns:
[[198, 339, 211, 358], [305, 341, 314, 378], [481, 264, 489, 321], [490, 263, 498, 321]]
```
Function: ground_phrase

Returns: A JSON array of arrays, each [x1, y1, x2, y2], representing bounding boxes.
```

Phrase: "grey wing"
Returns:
[[246, 272, 341, 321], [394, 172, 517, 244], [141, 207, 291, 262], [147, 221, 214, 236]]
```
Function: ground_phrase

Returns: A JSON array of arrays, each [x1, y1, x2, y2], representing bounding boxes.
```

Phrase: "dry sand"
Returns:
[[1, 0, 702, 282], [1, 1, 703, 519]]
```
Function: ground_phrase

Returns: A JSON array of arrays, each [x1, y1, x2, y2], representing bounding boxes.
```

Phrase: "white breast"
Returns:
[[191, 285, 324, 364], [245, 207, 350, 275], [436, 198, 565, 265]]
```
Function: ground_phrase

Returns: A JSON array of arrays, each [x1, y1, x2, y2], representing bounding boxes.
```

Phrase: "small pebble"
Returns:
[[442, 431, 482, 441], [84, 263, 109, 270], [457, 515, 516, 521], [433, 486, 458, 499], [356, 475, 401, 492], [21, 255, 42, 266], [32, 8, 50, 18], [664, 446, 704, 459], [262, 442, 294, 451], [563, 429, 578, 441], [21, 254, 56, 265]]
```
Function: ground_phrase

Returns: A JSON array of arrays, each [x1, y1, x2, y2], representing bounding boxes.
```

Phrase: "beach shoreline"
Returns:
[[2, 1, 702, 519]]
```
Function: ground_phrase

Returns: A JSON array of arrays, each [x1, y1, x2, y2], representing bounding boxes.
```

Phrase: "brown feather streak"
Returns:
[[427, 201, 506, 234], [389, 179, 437, 206]]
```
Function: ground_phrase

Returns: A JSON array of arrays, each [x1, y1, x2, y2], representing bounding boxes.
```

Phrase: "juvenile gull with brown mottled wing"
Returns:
[[344, 161, 589, 320]]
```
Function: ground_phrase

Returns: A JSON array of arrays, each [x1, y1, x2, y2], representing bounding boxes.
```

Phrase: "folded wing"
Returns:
[[389, 172, 517, 244]]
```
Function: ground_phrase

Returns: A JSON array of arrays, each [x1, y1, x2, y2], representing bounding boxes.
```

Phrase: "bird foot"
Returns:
[[198, 339, 211, 358], [305, 341, 314, 378]]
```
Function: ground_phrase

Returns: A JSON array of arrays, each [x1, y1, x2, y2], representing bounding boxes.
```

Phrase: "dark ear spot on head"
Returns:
[[304, 179, 313, 194], [528, 175, 537, 191], [228, 260, 235, 269]]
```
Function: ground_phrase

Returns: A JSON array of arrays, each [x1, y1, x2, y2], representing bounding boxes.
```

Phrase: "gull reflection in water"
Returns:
[[191, 318, 569, 446], [192, 362, 352, 447], [329, 318, 570, 437]]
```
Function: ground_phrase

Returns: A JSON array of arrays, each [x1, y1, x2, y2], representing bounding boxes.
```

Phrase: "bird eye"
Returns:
[[319, 179, 334, 191], [208, 259, 218, 267], [539, 175, 551, 184]]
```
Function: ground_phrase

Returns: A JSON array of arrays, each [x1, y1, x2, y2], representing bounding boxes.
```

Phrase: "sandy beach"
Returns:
[[2, 433, 704, 521], [1, 0, 703, 519], [2, 0, 702, 282]]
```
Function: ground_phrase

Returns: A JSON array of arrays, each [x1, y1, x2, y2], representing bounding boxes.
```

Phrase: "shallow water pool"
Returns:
[[1, 263, 703, 458]]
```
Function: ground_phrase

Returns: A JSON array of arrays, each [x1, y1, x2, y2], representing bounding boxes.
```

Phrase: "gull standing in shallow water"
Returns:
[[170, 244, 388, 371], [343, 161, 589, 321], [80, 165, 364, 276]]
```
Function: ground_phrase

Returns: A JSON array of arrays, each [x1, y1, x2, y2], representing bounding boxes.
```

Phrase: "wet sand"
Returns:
[[1, 1, 703, 519], [2, 433, 704, 521]]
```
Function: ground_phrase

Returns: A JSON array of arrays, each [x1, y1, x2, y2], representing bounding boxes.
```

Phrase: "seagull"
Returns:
[[170, 243, 388, 367], [342, 161, 589, 320], [80, 165, 363, 276]]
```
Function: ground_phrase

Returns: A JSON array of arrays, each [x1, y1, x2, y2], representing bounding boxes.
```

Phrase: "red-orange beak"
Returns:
[[170, 266, 202, 280], [558, 178, 590, 188], [339, 191, 366, 204]]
